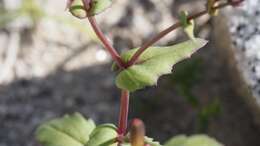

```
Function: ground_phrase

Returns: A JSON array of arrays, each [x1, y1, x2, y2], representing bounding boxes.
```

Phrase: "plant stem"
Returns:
[[118, 90, 130, 137], [126, 0, 243, 67], [87, 16, 126, 68]]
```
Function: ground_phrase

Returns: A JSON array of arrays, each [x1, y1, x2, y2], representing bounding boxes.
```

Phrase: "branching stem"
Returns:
[[86, 1, 243, 146], [126, 0, 244, 67]]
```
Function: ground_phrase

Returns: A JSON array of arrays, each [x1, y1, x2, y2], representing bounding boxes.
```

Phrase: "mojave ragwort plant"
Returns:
[[35, 0, 244, 146]]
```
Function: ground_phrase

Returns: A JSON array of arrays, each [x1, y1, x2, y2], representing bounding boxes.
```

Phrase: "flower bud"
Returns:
[[69, 0, 88, 19], [130, 119, 145, 146]]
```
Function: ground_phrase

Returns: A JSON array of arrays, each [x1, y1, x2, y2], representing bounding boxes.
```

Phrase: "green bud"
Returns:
[[130, 119, 145, 146], [69, 0, 88, 19], [69, 0, 113, 18]]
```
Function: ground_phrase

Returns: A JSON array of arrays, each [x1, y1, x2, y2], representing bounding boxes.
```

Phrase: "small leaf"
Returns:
[[36, 113, 96, 146], [87, 124, 118, 146], [115, 38, 208, 92], [69, 0, 113, 18], [88, 0, 113, 16], [179, 11, 195, 40]]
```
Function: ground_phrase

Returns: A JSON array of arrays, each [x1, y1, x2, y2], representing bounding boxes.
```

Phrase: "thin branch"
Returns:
[[126, 0, 243, 67], [87, 16, 126, 68]]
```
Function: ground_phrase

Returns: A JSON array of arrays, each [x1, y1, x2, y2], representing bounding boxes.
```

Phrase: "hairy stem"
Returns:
[[118, 90, 130, 138], [126, 0, 243, 67], [88, 16, 126, 68]]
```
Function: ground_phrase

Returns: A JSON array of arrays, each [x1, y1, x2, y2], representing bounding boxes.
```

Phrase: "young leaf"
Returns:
[[69, 0, 113, 18], [36, 113, 96, 146], [87, 124, 118, 146], [180, 11, 195, 40], [115, 38, 208, 92], [88, 0, 113, 16]]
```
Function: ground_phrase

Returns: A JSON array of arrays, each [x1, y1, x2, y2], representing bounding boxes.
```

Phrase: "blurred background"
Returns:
[[0, 0, 260, 146]]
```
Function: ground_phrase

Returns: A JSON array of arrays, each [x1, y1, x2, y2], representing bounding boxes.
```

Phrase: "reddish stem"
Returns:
[[87, 17, 126, 68], [117, 90, 130, 137], [126, 0, 243, 67]]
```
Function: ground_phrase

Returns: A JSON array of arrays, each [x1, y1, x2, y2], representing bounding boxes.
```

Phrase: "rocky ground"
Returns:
[[224, 0, 260, 125], [0, 0, 260, 146]]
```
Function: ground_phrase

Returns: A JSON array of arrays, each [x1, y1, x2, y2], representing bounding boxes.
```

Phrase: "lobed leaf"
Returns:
[[36, 113, 96, 146], [115, 38, 208, 92]]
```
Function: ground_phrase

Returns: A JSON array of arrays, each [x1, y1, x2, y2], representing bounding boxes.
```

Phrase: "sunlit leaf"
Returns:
[[115, 38, 207, 92], [36, 113, 95, 146]]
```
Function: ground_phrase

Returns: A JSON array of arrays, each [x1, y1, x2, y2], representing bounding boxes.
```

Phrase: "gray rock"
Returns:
[[213, 0, 260, 126]]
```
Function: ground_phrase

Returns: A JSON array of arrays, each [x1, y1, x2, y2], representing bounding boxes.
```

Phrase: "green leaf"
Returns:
[[36, 113, 95, 146], [164, 135, 223, 146], [87, 124, 118, 146], [88, 0, 113, 16], [180, 11, 195, 40], [69, 0, 113, 18], [115, 38, 207, 92]]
